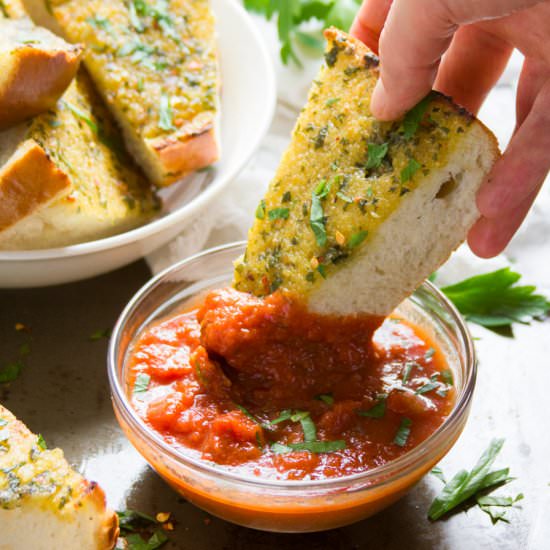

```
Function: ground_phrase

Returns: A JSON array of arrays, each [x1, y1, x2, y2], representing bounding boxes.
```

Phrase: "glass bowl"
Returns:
[[108, 242, 476, 533]]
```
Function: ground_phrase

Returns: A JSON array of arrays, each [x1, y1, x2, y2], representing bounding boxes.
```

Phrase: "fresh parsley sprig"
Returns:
[[244, 0, 361, 65], [428, 438, 519, 522], [440, 268, 550, 334]]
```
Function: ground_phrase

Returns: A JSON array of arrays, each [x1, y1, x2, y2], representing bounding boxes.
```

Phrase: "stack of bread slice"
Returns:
[[235, 28, 499, 317]]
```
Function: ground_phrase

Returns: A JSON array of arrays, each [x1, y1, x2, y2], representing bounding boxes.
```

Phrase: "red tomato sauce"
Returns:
[[127, 287, 456, 481]]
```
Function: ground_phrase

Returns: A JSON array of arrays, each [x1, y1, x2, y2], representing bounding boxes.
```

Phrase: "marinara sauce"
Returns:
[[127, 287, 455, 481]]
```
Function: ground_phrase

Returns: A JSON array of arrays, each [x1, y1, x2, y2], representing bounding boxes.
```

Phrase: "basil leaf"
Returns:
[[356, 394, 387, 418], [415, 381, 439, 395], [255, 199, 266, 219], [365, 142, 388, 169], [287, 440, 346, 453], [133, 373, 151, 396], [63, 101, 99, 134], [401, 362, 416, 384], [348, 230, 368, 248], [270, 409, 292, 425], [124, 529, 168, 550], [0, 361, 23, 383], [310, 192, 327, 247], [428, 438, 505, 520], [268, 207, 290, 221], [158, 93, 175, 131], [431, 466, 447, 484], [400, 158, 421, 183], [403, 94, 432, 139], [393, 417, 412, 447], [441, 369, 454, 385], [117, 509, 157, 532], [89, 328, 111, 341], [36, 434, 47, 450], [315, 393, 334, 405], [441, 268, 550, 332], [299, 414, 317, 442]]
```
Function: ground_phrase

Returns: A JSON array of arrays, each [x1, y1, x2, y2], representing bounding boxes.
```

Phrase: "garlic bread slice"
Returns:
[[39, 0, 219, 187], [0, 404, 118, 550], [0, 15, 82, 129], [234, 28, 499, 317]]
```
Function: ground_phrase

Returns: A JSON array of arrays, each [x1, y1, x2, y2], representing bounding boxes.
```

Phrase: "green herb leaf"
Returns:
[[272, 440, 346, 454], [86, 16, 112, 31], [117, 509, 157, 533], [268, 207, 290, 221], [441, 268, 550, 331], [255, 199, 266, 219], [89, 328, 111, 341], [401, 362, 416, 384], [415, 381, 439, 395], [133, 373, 151, 396], [336, 191, 353, 203], [441, 369, 454, 386], [428, 438, 505, 520], [325, 97, 340, 107], [403, 94, 432, 139], [400, 158, 421, 183], [124, 529, 168, 550], [431, 466, 447, 484], [310, 192, 327, 247], [424, 347, 435, 360], [299, 414, 317, 442], [63, 101, 99, 134], [393, 417, 412, 447], [356, 394, 387, 418], [36, 434, 47, 450], [315, 393, 334, 405], [365, 142, 388, 170], [158, 93, 175, 131], [348, 230, 368, 248], [0, 361, 23, 383], [270, 409, 292, 425]]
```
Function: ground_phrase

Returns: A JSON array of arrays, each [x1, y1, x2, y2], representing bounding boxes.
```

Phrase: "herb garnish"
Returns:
[[440, 268, 550, 333], [310, 184, 328, 247], [415, 381, 439, 395], [365, 142, 388, 170], [271, 440, 346, 454], [89, 328, 111, 341], [158, 93, 175, 131], [400, 158, 421, 183], [424, 347, 435, 360], [268, 207, 290, 221], [401, 362, 416, 384], [255, 199, 266, 219], [0, 362, 22, 383], [63, 101, 99, 134], [37, 434, 47, 450], [133, 373, 151, 397], [477, 493, 524, 524], [117, 508, 169, 549], [348, 230, 368, 248], [428, 438, 516, 521], [402, 94, 432, 139], [356, 394, 387, 418], [315, 393, 334, 405], [393, 417, 412, 447], [441, 369, 453, 385]]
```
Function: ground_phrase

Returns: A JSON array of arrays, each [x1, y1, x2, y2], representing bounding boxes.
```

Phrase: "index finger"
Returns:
[[371, 0, 547, 120]]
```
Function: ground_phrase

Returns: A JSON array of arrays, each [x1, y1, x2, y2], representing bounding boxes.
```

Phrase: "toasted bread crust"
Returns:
[[0, 40, 82, 128], [0, 140, 72, 232], [150, 122, 218, 186]]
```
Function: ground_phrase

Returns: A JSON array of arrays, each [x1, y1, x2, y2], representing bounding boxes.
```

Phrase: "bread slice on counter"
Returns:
[[234, 28, 499, 317], [0, 404, 118, 550], [27, 0, 220, 187], [0, 15, 82, 129], [0, 68, 160, 249]]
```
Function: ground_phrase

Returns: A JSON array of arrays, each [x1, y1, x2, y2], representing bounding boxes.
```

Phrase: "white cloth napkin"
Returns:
[[146, 17, 550, 290]]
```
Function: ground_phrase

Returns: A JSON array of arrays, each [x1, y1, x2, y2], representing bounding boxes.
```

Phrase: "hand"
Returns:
[[351, 0, 550, 258]]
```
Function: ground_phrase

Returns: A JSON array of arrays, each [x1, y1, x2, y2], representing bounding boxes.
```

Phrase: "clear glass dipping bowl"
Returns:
[[108, 242, 476, 533]]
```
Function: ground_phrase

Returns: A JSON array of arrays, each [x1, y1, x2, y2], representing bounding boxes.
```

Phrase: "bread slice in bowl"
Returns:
[[0, 69, 160, 249], [30, 0, 220, 187], [0, 404, 118, 550], [0, 15, 82, 129], [234, 28, 500, 317]]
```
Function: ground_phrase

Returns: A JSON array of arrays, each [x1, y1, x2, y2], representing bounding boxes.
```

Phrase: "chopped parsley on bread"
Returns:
[[0, 14, 82, 129], [234, 28, 499, 316], [0, 69, 160, 249], [39, 0, 219, 187], [0, 404, 118, 550]]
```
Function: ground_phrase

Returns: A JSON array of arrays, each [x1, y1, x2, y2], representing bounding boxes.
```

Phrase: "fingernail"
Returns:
[[370, 80, 392, 120]]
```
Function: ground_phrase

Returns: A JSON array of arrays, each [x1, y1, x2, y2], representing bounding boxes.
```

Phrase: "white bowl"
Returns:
[[0, 0, 276, 288]]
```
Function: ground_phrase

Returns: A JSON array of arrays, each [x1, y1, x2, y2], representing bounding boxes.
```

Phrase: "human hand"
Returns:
[[351, 0, 550, 258]]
